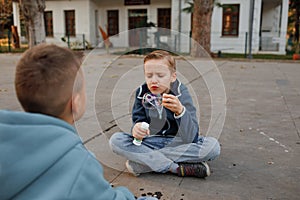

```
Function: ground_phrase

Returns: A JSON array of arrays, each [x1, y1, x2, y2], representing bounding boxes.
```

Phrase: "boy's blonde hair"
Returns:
[[15, 44, 84, 117], [144, 50, 176, 72]]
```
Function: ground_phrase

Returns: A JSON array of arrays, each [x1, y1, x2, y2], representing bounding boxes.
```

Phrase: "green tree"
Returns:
[[0, 0, 13, 36], [289, 0, 300, 53]]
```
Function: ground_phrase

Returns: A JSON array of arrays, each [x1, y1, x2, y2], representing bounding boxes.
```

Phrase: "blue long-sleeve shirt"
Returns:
[[0, 110, 135, 200], [132, 79, 199, 143]]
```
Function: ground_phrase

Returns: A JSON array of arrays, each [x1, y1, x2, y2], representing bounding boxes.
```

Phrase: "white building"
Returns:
[[12, 0, 289, 54], [211, 0, 289, 55]]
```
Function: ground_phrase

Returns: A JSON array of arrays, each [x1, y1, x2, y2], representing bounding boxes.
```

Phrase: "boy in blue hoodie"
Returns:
[[110, 50, 220, 178], [0, 44, 156, 200]]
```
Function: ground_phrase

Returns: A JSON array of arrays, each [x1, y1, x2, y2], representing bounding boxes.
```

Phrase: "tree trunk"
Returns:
[[19, 0, 45, 48], [191, 0, 214, 57]]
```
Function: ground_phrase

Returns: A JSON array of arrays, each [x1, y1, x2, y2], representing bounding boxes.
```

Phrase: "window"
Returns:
[[157, 8, 171, 35], [65, 10, 75, 36], [44, 11, 53, 37], [222, 4, 239, 36], [107, 10, 119, 36]]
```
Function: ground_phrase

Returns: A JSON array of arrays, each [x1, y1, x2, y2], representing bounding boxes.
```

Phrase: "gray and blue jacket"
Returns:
[[132, 79, 199, 143]]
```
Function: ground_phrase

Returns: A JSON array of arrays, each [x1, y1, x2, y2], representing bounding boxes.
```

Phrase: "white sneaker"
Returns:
[[125, 160, 152, 176]]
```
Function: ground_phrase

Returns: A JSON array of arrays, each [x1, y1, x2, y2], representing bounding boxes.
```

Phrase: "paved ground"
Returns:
[[1, 49, 299, 200]]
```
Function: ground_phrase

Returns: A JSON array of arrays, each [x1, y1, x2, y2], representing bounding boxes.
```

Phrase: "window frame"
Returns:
[[107, 10, 119, 36], [222, 4, 240, 37], [157, 8, 171, 35], [64, 10, 76, 37], [44, 11, 53, 37]]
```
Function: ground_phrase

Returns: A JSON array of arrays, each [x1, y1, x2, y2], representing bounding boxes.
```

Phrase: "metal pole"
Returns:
[[139, 29, 142, 54], [8, 29, 11, 52], [248, 0, 255, 59], [245, 32, 248, 58], [174, 35, 177, 52], [83, 34, 86, 50], [67, 33, 70, 49]]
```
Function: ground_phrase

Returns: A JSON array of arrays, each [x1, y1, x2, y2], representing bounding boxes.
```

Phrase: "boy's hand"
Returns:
[[162, 93, 184, 116], [132, 122, 150, 140]]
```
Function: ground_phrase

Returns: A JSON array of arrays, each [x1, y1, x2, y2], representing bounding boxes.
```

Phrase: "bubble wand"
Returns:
[[142, 93, 163, 119]]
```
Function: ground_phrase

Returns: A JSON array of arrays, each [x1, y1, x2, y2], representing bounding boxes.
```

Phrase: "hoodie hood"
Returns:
[[0, 110, 80, 200]]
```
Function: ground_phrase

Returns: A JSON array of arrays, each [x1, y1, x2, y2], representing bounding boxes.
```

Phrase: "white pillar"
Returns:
[[12, 2, 21, 38], [251, 0, 262, 54], [171, 0, 179, 33], [279, 0, 289, 54], [171, 0, 191, 53]]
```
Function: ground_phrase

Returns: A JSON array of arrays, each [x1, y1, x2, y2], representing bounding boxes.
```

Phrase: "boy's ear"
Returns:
[[171, 72, 177, 83], [72, 93, 83, 122]]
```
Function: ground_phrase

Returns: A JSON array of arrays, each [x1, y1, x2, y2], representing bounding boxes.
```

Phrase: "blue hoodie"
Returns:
[[0, 110, 135, 200]]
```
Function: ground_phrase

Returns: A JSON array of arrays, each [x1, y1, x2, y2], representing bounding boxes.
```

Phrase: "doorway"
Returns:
[[259, 0, 282, 51], [128, 9, 147, 46]]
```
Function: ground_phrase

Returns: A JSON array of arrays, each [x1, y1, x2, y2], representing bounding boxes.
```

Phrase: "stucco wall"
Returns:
[[211, 0, 253, 53], [211, 0, 287, 55], [45, 0, 90, 47], [42, 0, 287, 54], [95, 0, 171, 48]]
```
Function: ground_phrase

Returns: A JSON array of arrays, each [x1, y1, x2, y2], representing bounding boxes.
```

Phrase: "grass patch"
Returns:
[[115, 49, 294, 60], [0, 46, 28, 53], [218, 53, 294, 60]]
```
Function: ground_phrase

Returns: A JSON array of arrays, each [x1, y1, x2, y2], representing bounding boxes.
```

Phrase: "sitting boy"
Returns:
[[110, 50, 220, 178], [0, 44, 156, 200]]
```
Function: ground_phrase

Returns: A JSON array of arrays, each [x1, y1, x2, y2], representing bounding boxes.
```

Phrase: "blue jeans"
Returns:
[[109, 132, 220, 173]]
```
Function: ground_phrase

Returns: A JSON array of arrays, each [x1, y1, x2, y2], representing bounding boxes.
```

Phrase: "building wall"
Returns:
[[171, 0, 191, 53], [211, 0, 253, 53], [41, 0, 288, 54], [89, 0, 98, 47], [279, 0, 289, 54], [95, 0, 171, 48], [252, 0, 263, 54], [260, 0, 289, 54], [45, 0, 90, 47], [211, 0, 288, 55]]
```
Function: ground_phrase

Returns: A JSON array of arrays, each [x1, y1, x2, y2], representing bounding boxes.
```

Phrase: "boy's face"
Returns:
[[144, 59, 176, 95]]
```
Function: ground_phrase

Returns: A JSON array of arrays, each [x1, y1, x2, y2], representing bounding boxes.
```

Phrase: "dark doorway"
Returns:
[[128, 9, 147, 46]]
